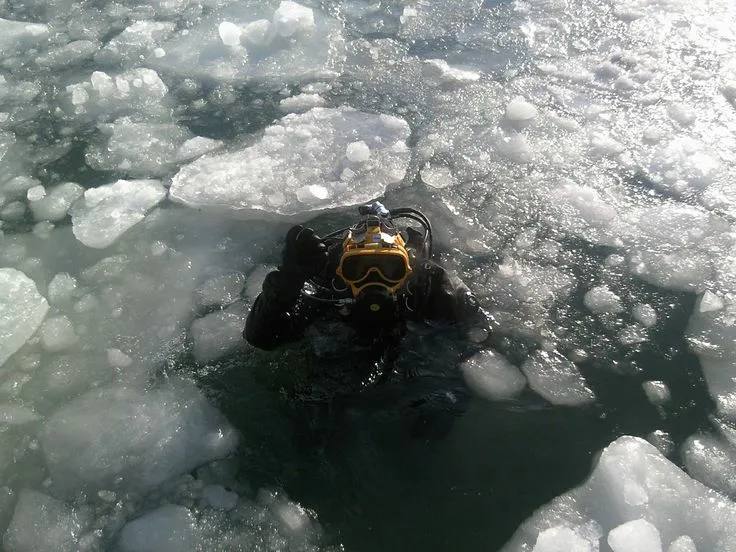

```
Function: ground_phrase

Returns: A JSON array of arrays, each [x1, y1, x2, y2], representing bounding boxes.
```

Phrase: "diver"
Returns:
[[244, 202, 489, 385]]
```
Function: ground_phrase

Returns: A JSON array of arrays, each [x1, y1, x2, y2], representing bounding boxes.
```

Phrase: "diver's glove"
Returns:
[[281, 224, 328, 279]]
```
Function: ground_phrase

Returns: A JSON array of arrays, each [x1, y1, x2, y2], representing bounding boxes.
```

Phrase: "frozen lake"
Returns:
[[0, 0, 735, 550]]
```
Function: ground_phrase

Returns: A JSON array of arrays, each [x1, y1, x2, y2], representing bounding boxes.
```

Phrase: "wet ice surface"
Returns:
[[0, 0, 735, 550]]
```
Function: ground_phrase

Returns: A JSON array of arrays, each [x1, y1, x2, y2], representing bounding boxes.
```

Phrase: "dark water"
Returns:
[[192, 266, 713, 551]]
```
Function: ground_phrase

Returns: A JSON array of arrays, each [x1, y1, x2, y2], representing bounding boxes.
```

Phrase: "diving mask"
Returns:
[[336, 215, 412, 297]]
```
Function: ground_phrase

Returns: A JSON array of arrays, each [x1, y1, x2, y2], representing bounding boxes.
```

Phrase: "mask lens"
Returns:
[[341, 254, 407, 282]]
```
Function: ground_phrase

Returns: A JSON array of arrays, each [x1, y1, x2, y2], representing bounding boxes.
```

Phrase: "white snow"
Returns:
[[0, 268, 49, 367], [170, 107, 410, 218], [71, 179, 166, 248]]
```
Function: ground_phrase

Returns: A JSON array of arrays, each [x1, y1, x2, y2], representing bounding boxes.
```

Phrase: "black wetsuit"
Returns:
[[245, 257, 487, 358]]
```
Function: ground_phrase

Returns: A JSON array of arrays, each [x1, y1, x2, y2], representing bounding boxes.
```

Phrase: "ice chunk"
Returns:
[[26, 185, 45, 201], [71, 179, 166, 248], [505, 96, 538, 126], [170, 107, 410, 219], [346, 140, 371, 163], [29, 182, 84, 222], [0, 268, 49, 367], [195, 272, 246, 308], [190, 302, 248, 363], [279, 93, 326, 113], [40, 380, 238, 496], [532, 526, 593, 552], [643, 381, 671, 406], [96, 21, 175, 66], [174, 136, 224, 163], [40, 315, 79, 352], [420, 163, 457, 189], [667, 103, 696, 126], [60, 68, 170, 122], [241, 19, 273, 47], [422, 59, 480, 86], [218, 21, 242, 47], [521, 350, 595, 406], [668, 536, 697, 552], [85, 118, 195, 177], [47, 273, 77, 307], [3, 490, 82, 552], [0, 18, 49, 56], [645, 138, 720, 196], [107, 348, 132, 368], [607, 519, 663, 552], [150, 2, 345, 84], [584, 285, 623, 314], [698, 291, 724, 313], [34, 40, 98, 69], [0, 403, 39, 425], [632, 303, 657, 327], [273, 1, 315, 37], [201, 484, 238, 510], [460, 349, 526, 400], [502, 437, 736, 551], [118, 505, 196, 552]]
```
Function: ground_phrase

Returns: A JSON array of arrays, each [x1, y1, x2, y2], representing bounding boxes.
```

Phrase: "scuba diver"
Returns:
[[244, 202, 490, 386]]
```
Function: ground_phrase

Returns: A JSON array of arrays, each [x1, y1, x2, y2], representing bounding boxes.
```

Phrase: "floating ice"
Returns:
[[632, 303, 657, 328], [96, 21, 175, 66], [71, 179, 166, 248], [584, 285, 624, 314], [521, 350, 595, 406], [532, 526, 593, 552], [85, 118, 200, 177], [60, 68, 170, 122], [118, 505, 196, 552], [643, 381, 671, 406], [190, 302, 249, 363], [3, 490, 83, 552], [0, 18, 49, 56], [273, 1, 315, 37], [201, 484, 238, 511], [502, 437, 736, 551], [195, 272, 246, 309], [279, 93, 326, 113], [460, 349, 526, 400], [39, 315, 79, 353], [0, 403, 39, 425], [0, 268, 49, 368], [40, 379, 238, 496], [698, 291, 724, 313], [149, 1, 345, 84], [422, 59, 480, 86], [420, 163, 457, 189], [505, 96, 538, 126], [607, 518, 663, 552], [170, 107, 410, 219]]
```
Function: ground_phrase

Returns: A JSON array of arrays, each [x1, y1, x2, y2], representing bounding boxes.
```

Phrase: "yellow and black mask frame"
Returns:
[[336, 219, 413, 297]]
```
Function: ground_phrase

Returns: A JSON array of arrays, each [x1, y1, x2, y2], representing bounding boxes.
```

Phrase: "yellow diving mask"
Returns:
[[336, 218, 412, 297]]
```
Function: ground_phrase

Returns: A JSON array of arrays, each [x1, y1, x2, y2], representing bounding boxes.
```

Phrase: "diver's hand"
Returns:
[[281, 225, 328, 279]]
